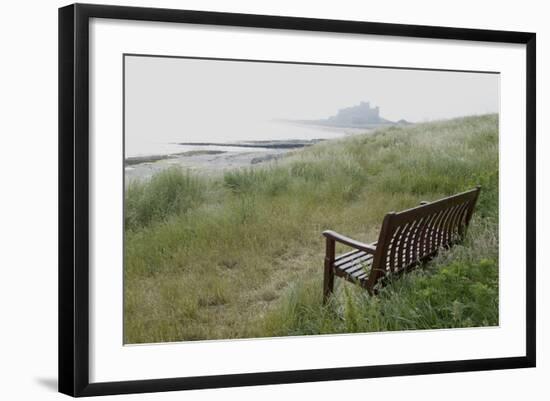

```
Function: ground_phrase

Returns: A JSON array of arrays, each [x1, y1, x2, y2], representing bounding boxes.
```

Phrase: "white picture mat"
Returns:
[[89, 18, 526, 383]]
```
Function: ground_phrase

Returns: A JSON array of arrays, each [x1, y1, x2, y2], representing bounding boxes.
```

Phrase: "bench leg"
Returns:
[[323, 261, 334, 304], [323, 237, 335, 304]]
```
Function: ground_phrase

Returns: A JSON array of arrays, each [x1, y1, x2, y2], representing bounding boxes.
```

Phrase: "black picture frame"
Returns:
[[59, 3, 536, 397]]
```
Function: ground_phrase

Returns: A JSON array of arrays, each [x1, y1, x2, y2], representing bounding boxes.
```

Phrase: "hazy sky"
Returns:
[[125, 55, 499, 154]]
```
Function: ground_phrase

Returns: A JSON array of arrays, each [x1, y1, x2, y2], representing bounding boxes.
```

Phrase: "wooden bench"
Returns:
[[322, 186, 481, 302]]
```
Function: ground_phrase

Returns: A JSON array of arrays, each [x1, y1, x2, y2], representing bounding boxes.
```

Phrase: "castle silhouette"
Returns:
[[327, 101, 385, 125]]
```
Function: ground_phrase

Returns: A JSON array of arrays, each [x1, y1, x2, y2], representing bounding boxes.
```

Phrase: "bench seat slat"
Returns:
[[335, 263, 372, 282], [334, 250, 367, 267], [342, 263, 368, 276], [335, 253, 372, 270], [334, 249, 362, 262], [333, 253, 373, 284]]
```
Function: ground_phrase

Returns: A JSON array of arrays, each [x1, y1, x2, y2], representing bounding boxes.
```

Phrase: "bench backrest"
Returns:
[[366, 187, 481, 291]]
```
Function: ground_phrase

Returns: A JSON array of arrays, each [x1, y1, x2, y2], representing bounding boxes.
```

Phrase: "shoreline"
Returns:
[[125, 150, 226, 166], [175, 138, 324, 149], [124, 139, 331, 183], [125, 147, 294, 183]]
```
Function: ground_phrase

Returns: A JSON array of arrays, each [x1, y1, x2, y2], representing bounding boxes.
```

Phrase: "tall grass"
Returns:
[[124, 114, 499, 343], [125, 168, 206, 229]]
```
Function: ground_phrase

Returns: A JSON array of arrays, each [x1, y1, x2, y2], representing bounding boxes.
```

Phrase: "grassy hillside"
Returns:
[[124, 114, 499, 344]]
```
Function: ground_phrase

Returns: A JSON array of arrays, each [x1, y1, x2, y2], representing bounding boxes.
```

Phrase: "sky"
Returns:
[[124, 55, 499, 155]]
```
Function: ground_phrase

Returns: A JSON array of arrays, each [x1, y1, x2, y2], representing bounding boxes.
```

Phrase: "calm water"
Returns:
[[125, 121, 363, 158]]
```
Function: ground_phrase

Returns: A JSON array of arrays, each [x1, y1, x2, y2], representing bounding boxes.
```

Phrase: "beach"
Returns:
[[125, 146, 293, 182], [124, 123, 369, 182]]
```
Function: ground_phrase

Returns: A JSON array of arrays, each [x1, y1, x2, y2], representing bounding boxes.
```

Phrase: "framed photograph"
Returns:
[[59, 3, 536, 397]]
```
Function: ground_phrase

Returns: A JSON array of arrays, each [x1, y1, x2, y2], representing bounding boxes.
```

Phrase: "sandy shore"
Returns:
[[125, 147, 293, 183], [123, 132, 379, 183]]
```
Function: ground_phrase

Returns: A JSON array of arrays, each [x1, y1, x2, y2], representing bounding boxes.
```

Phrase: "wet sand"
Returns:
[[125, 147, 292, 183], [123, 133, 379, 183]]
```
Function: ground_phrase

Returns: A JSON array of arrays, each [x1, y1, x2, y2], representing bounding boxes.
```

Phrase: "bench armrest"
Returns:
[[322, 230, 377, 254]]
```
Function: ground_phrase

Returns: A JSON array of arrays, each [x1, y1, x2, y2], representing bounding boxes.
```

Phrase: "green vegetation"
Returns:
[[124, 114, 498, 343]]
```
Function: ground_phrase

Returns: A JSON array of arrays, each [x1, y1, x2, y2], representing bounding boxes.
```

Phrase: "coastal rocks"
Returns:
[[176, 139, 324, 149]]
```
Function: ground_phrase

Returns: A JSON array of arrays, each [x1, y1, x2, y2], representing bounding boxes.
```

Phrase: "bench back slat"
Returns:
[[366, 186, 481, 292]]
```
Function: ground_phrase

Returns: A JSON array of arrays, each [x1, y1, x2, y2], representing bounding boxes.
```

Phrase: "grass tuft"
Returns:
[[125, 168, 206, 230]]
